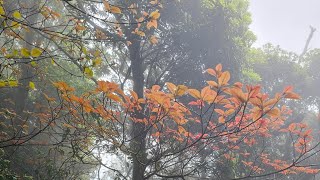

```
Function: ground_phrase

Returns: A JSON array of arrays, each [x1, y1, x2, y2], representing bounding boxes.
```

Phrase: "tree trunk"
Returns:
[[129, 38, 147, 180]]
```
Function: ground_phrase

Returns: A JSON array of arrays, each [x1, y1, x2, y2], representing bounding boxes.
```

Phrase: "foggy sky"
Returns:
[[249, 0, 320, 53]]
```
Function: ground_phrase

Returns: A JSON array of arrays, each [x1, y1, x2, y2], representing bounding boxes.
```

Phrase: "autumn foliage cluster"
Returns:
[[49, 64, 319, 178], [1, 0, 320, 179]]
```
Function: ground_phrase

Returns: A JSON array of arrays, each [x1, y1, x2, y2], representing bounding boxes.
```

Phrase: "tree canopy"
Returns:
[[0, 0, 320, 179]]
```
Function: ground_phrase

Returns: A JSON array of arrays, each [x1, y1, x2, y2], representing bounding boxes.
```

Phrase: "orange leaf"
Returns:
[[43, 93, 55, 101], [230, 88, 247, 103], [218, 116, 225, 124], [288, 123, 296, 132], [176, 85, 188, 96], [166, 82, 176, 94], [110, 6, 121, 14], [75, 25, 86, 31], [264, 98, 278, 107], [130, 90, 138, 101], [234, 82, 243, 88], [206, 68, 216, 76], [225, 109, 235, 116], [214, 109, 224, 115], [149, 35, 158, 44], [107, 93, 122, 102], [252, 109, 262, 120], [201, 86, 211, 99], [188, 89, 201, 99], [267, 108, 280, 117], [283, 86, 294, 93], [215, 64, 222, 72], [284, 92, 300, 99], [63, 123, 74, 129], [149, 10, 160, 20], [147, 19, 158, 29], [152, 85, 161, 91], [178, 126, 186, 134], [207, 81, 218, 88], [218, 71, 230, 86], [135, 30, 145, 36], [103, 0, 111, 11], [126, 41, 132, 46]]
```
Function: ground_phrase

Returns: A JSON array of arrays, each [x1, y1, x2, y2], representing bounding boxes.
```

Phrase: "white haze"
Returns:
[[249, 0, 320, 53]]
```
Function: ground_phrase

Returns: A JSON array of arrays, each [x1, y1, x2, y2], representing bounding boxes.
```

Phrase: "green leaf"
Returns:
[[81, 47, 88, 55]]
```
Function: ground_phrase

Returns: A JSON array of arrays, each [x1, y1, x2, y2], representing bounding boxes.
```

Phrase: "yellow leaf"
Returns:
[[13, 11, 21, 19], [30, 61, 37, 67], [8, 80, 18, 87], [103, 0, 110, 11], [31, 48, 42, 57], [0, 6, 5, 15], [12, 49, 18, 56], [29, 81, 35, 90], [188, 89, 201, 99], [84, 67, 93, 77], [110, 6, 121, 14], [0, 80, 5, 87], [21, 48, 30, 57], [92, 58, 102, 66], [11, 21, 20, 28], [149, 10, 160, 20]]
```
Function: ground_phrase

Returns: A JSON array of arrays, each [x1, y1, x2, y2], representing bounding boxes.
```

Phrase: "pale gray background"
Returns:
[[249, 0, 320, 53]]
